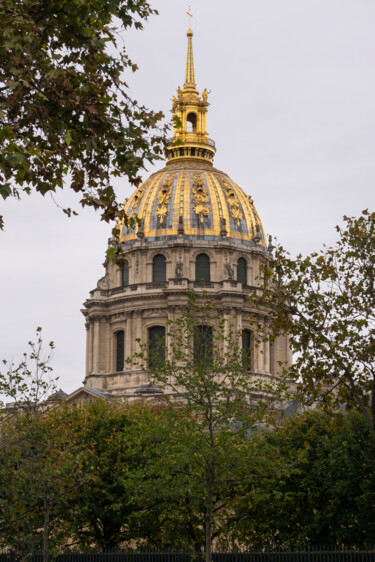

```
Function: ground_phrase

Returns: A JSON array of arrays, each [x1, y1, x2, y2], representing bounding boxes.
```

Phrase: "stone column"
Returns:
[[125, 317, 132, 366], [286, 335, 293, 367], [133, 311, 143, 370], [167, 306, 175, 361], [223, 307, 231, 354], [236, 309, 242, 342], [255, 318, 264, 372], [85, 323, 91, 376], [92, 317, 100, 373], [263, 338, 270, 374], [269, 341, 276, 376]]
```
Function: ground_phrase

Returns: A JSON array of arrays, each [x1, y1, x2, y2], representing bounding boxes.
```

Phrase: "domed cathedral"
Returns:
[[82, 18, 292, 398]]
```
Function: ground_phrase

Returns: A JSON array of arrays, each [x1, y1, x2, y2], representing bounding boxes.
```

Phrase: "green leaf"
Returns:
[[106, 247, 118, 260]]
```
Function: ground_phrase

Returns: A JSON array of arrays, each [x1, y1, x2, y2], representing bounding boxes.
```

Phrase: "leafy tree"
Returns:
[[0, 0, 167, 230], [0, 408, 79, 559], [135, 406, 292, 553], [252, 210, 375, 429], [233, 410, 375, 546], [133, 291, 290, 560], [53, 400, 170, 550], [0, 399, 176, 553], [0, 330, 75, 560], [0, 327, 57, 411]]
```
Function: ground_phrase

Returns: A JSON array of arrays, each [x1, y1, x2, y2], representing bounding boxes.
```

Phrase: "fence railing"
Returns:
[[2, 547, 375, 562]]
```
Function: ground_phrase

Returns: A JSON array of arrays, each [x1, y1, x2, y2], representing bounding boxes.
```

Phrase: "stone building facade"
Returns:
[[82, 21, 292, 399]]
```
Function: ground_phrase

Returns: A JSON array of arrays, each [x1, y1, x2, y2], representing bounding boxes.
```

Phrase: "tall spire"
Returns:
[[184, 9, 195, 87], [165, 12, 216, 165]]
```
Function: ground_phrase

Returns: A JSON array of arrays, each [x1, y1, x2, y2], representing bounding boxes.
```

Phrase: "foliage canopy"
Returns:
[[233, 410, 375, 546], [252, 210, 375, 428], [0, 0, 167, 230]]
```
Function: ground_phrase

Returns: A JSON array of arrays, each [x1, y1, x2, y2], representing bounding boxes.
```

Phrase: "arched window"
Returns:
[[116, 330, 125, 372], [187, 112, 197, 133], [153, 254, 166, 283], [242, 329, 252, 371], [194, 325, 213, 366], [149, 326, 166, 369], [195, 253, 210, 282], [237, 258, 247, 285], [121, 261, 129, 287]]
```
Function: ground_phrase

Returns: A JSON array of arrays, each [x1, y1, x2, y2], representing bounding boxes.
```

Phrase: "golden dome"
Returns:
[[120, 160, 265, 247], [119, 18, 266, 248]]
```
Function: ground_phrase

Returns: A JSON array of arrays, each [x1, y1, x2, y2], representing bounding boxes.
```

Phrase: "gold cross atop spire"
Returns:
[[184, 8, 195, 86], [187, 8, 192, 30]]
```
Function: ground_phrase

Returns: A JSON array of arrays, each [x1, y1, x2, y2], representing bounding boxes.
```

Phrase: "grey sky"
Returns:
[[1, 0, 374, 395]]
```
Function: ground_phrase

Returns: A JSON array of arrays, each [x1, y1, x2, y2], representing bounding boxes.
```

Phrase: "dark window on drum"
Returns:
[[153, 254, 166, 283], [116, 330, 125, 372], [195, 253, 210, 282], [149, 326, 166, 369], [237, 258, 247, 285], [194, 325, 213, 366], [242, 329, 252, 371], [122, 261, 129, 286]]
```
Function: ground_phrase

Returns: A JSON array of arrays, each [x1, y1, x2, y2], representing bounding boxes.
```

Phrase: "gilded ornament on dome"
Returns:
[[221, 178, 243, 226], [231, 207, 243, 226], [129, 180, 149, 215], [192, 173, 210, 223], [155, 175, 174, 224]]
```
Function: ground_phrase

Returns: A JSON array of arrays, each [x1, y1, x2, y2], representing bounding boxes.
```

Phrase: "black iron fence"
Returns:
[[2, 548, 375, 562]]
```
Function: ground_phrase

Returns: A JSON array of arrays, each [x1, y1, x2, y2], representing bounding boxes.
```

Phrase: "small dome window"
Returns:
[[187, 112, 197, 133]]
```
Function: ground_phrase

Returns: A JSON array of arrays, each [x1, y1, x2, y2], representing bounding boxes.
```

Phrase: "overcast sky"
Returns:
[[1, 0, 374, 396]]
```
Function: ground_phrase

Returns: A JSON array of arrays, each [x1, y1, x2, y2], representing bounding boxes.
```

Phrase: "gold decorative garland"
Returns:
[[129, 179, 150, 215], [155, 175, 174, 224], [192, 173, 210, 223], [221, 179, 243, 226]]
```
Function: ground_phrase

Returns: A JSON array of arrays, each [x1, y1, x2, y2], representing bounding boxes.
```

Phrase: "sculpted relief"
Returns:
[[155, 175, 174, 225], [192, 173, 210, 223], [221, 178, 243, 227]]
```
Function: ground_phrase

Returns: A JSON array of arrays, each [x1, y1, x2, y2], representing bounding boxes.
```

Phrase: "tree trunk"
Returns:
[[205, 508, 212, 562], [205, 422, 216, 562], [43, 482, 49, 562], [371, 376, 375, 432]]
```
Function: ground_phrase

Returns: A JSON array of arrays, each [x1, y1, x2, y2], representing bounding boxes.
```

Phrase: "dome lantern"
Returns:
[[166, 14, 216, 164]]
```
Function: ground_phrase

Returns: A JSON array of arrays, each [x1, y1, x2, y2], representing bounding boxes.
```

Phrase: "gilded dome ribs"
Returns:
[[120, 166, 266, 245]]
